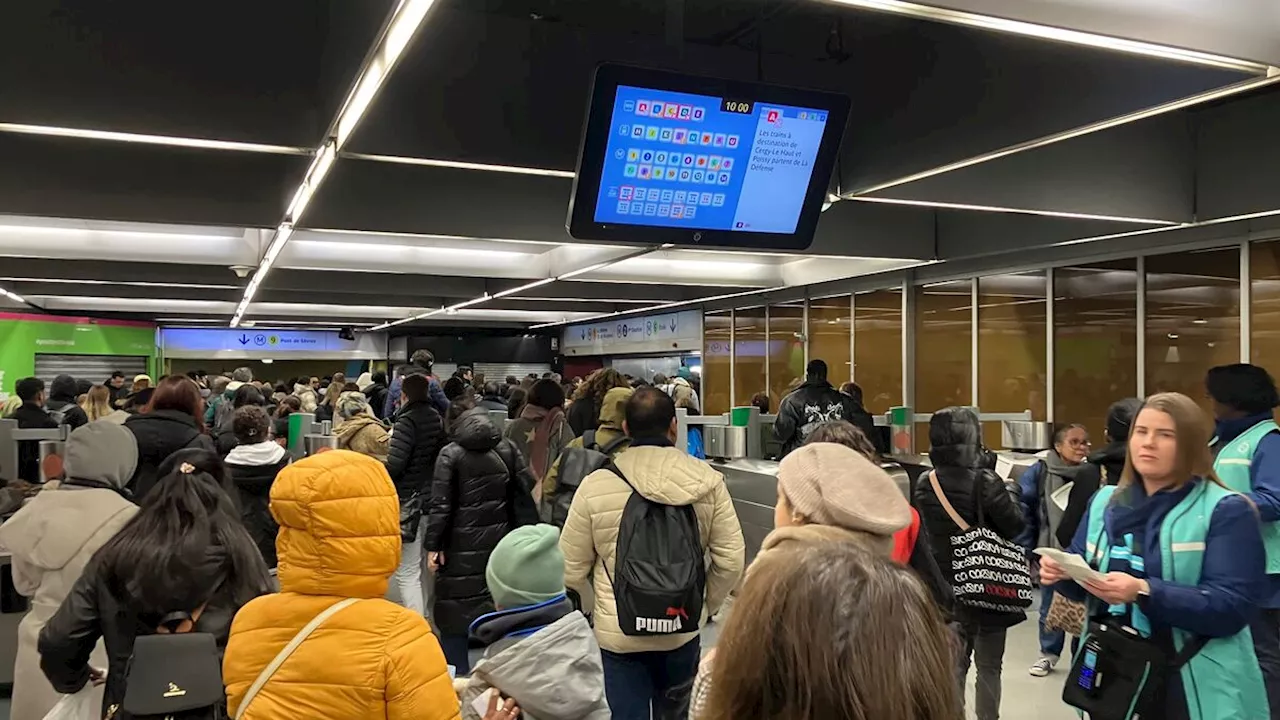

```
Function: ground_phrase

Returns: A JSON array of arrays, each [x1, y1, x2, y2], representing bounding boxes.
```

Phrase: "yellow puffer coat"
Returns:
[[223, 450, 460, 720], [560, 444, 745, 654]]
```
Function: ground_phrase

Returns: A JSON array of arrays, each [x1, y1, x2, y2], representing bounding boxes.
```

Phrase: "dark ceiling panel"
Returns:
[[0, 135, 308, 228], [1195, 87, 1280, 220], [0, 258, 246, 286], [869, 112, 1196, 223], [934, 210, 1158, 259], [0, 0, 348, 146], [810, 200, 936, 258]]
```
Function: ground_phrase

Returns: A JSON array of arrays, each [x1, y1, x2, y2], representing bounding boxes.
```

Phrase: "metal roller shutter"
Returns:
[[34, 354, 149, 389], [474, 362, 552, 381]]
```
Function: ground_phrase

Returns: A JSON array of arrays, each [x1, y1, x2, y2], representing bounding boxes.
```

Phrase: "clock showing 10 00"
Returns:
[[720, 98, 754, 115]]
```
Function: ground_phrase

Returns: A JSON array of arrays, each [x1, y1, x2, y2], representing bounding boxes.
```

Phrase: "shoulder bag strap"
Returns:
[[233, 598, 360, 719], [928, 470, 970, 532]]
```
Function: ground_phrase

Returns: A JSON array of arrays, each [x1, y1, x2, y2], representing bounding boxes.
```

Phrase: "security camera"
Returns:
[[229, 265, 253, 278]]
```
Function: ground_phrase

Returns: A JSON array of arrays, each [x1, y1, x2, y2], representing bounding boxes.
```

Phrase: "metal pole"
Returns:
[[902, 276, 916, 410], [850, 293, 857, 383], [729, 308, 736, 407], [1241, 240, 1251, 363], [971, 279, 979, 407], [1045, 268, 1055, 423], [1136, 255, 1147, 397]]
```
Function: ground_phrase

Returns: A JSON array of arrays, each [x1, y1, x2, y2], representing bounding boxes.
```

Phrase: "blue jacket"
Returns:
[[384, 371, 449, 418], [1015, 461, 1044, 551], [1215, 412, 1280, 607], [1056, 480, 1264, 639]]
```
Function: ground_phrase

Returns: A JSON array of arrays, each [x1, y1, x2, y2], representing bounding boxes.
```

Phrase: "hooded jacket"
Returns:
[[913, 407, 1026, 629], [385, 400, 446, 541], [223, 451, 461, 720], [125, 409, 216, 500], [225, 441, 290, 567], [541, 387, 634, 509], [333, 413, 389, 460], [773, 378, 859, 457], [0, 423, 138, 720], [459, 596, 610, 720], [427, 409, 535, 635], [559, 442, 745, 654], [46, 375, 89, 430]]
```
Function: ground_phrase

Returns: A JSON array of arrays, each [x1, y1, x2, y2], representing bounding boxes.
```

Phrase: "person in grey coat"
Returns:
[[458, 524, 610, 720], [0, 422, 139, 720]]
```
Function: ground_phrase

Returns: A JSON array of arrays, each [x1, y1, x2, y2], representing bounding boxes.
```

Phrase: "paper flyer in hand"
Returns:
[[1034, 547, 1105, 585]]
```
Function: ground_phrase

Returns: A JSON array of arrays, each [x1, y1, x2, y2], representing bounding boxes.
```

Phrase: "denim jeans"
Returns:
[[1251, 608, 1280, 718], [1039, 584, 1066, 659], [388, 523, 424, 615], [958, 625, 1007, 720], [601, 637, 701, 720], [439, 634, 472, 676]]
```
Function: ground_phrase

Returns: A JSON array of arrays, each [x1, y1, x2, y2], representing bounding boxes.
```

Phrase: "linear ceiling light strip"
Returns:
[[344, 152, 577, 178], [852, 74, 1280, 197], [0, 285, 28, 304], [0, 122, 312, 155], [232, 0, 440, 328], [846, 196, 1183, 225], [820, 0, 1272, 75]]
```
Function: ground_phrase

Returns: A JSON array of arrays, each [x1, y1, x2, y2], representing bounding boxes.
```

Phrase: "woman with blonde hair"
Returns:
[[1042, 392, 1268, 720], [79, 384, 126, 423], [700, 542, 961, 720]]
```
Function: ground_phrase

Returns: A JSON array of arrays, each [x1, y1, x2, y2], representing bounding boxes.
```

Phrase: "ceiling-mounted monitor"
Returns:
[[567, 64, 850, 251]]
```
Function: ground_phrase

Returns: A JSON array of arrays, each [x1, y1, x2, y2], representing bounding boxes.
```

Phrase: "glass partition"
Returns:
[[915, 280, 973, 447], [978, 272, 1047, 448], [1251, 241, 1280, 371], [854, 288, 903, 415], [808, 296, 852, 391], [1145, 248, 1241, 414], [702, 310, 733, 415], [1055, 260, 1139, 443], [768, 302, 806, 410], [733, 306, 767, 413]]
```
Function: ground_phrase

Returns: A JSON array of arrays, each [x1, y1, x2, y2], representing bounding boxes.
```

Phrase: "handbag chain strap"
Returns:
[[927, 471, 970, 532], [232, 598, 359, 719]]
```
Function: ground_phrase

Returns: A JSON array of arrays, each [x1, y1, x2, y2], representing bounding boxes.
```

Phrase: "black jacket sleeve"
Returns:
[[1057, 463, 1102, 547], [773, 394, 799, 446], [385, 414, 416, 483], [981, 470, 1027, 542], [497, 441, 540, 527], [908, 521, 955, 619], [65, 405, 89, 430], [37, 563, 102, 693], [424, 446, 458, 552]]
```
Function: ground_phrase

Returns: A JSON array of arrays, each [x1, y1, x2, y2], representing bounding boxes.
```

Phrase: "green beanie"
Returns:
[[486, 524, 565, 609]]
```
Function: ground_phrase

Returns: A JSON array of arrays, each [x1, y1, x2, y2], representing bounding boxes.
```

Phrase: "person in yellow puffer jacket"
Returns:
[[222, 450, 461, 720]]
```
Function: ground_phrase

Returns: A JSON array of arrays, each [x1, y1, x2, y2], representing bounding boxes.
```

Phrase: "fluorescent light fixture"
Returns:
[[0, 286, 26, 303], [370, 306, 446, 331], [854, 74, 1280, 196], [847, 196, 1182, 225], [0, 223, 240, 242], [821, 0, 1272, 74], [530, 285, 791, 329], [0, 122, 311, 155], [345, 152, 576, 178], [491, 278, 558, 299], [1054, 207, 1280, 250], [285, 142, 336, 223], [0, 277, 239, 290], [557, 262, 613, 280]]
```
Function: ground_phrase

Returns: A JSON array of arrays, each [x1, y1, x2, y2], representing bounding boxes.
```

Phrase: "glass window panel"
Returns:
[[702, 311, 733, 415], [808, 296, 852, 392], [979, 272, 1047, 448], [1251, 241, 1280, 369], [1145, 248, 1241, 415], [768, 302, 806, 410], [915, 280, 973, 447], [1054, 260, 1138, 442], [733, 306, 767, 412], [854, 288, 903, 415]]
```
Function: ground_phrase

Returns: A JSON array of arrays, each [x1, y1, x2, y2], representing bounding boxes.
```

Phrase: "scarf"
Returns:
[[520, 404, 564, 480]]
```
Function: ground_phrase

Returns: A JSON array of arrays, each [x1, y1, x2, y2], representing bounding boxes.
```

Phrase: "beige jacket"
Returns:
[[560, 445, 744, 654], [333, 415, 389, 461]]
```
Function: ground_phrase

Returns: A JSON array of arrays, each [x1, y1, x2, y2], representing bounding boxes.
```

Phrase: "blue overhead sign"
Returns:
[[160, 328, 381, 354]]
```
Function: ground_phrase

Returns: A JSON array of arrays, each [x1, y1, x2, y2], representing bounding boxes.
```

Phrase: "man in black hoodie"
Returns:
[[45, 375, 88, 430], [1054, 397, 1142, 547], [774, 359, 859, 458]]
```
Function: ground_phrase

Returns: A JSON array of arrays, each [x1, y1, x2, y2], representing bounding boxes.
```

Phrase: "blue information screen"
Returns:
[[593, 84, 830, 235]]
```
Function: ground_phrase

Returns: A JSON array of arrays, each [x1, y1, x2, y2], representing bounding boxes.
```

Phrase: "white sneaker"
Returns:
[[1029, 657, 1056, 677]]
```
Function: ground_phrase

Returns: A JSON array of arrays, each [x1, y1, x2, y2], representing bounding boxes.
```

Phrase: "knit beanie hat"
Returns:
[[486, 524, 565, 609], [776, 443, 911, 536]]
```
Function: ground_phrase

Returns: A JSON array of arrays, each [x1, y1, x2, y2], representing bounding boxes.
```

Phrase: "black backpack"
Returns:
[[117, 609, 226, 719], [606, 462, 706, 637], [543, 430, 629, 527]]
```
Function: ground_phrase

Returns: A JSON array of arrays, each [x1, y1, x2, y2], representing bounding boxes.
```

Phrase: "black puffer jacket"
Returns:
[[47, 375, 89, 430], [385, 400, 446, 541], [225, 445, 291, 567], [913, 406, 1027, 629], [125, 410, 216, 500], [425, 408, 534, 635], [774, 379, 859, 457], [37, 548, 270, 718]]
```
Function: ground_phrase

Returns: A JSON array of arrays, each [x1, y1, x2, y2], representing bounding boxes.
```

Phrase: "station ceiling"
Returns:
[[0, 0, 1275, 331]]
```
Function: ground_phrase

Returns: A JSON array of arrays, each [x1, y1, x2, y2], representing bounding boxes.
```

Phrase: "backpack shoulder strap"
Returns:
[[583, 429, 596, 450], [233, 598, 359, 719], [606, 461, 637, 493]]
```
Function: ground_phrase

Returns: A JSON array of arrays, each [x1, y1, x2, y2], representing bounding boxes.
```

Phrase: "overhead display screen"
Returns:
[[567, 65, 850, 251]]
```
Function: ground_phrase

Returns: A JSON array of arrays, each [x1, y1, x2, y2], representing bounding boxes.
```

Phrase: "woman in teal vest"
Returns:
[[1041, 392, 1269, 720]]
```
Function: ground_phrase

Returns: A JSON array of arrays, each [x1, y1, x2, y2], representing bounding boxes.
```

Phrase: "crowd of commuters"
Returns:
[[5, 354, 1280, 719]]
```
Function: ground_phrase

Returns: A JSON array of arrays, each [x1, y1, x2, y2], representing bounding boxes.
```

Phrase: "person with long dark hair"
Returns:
[[125, 375, 215, 499], [503, 379, 573, 505], [38, 449, 272, 719], [567, 368, 631, 437]]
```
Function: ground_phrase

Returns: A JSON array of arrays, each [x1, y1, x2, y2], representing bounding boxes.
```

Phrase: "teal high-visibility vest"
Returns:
[[1213, 419, 1280, 574], [1082, 482, 1268, 720]]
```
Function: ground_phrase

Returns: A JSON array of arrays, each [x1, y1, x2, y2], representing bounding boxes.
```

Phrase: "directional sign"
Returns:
[[160, 328, 385, 355], [562, 310, 701, 355]]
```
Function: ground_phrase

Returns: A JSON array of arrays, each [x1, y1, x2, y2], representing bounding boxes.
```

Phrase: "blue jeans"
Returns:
[[1039, 584, 1065, 659], [601, 638, 701, 720], [439, 634, 471, 677]]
